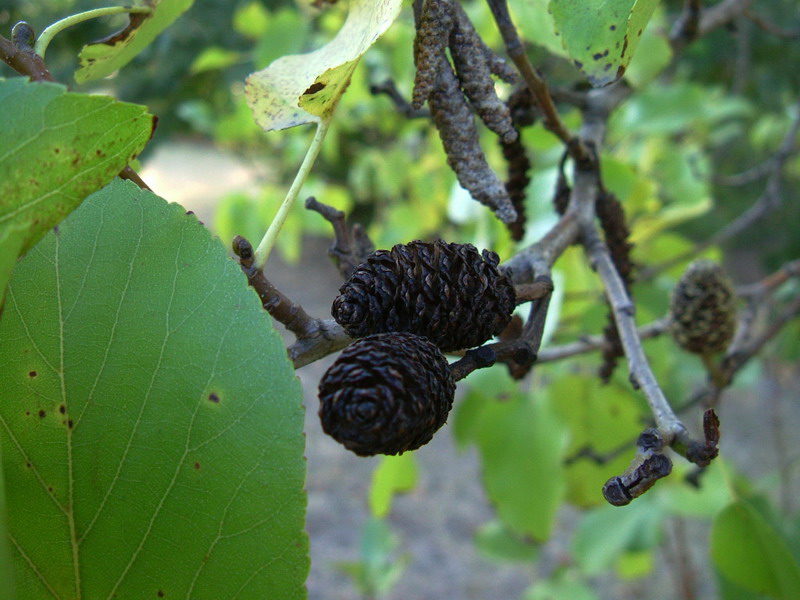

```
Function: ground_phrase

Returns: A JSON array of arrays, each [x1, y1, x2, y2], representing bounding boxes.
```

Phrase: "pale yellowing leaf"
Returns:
[[245, 0, 402, 130]]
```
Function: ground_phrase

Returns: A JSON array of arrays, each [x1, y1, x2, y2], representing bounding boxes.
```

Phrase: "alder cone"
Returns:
[[670, 260, 737, 355], [332, 240, 516, 351], [318, 332, 456, 456]]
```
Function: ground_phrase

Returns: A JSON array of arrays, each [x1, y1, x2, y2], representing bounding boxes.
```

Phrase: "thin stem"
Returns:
[[537, 316, 670, 363], [35, 6, 152, 58], [485, 0, 589, 162], [305, 196, 374, 279], [581, 222, 686, 441], [254, 119, 331, 269]]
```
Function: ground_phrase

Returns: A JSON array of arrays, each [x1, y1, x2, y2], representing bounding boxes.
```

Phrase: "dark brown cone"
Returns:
[[670, 260, 737, 355], [332, 240, 516, 351], [318, 333, 456, 456]]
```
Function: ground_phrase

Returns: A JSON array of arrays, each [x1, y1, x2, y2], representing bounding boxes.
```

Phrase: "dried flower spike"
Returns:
[[670, 260, 737, 355], [412, 0, 454, 109], [332, 240, 516, 351], [449, 2, 517, 143], [429, 57, 517, 223], [318, 332, 456, 456]]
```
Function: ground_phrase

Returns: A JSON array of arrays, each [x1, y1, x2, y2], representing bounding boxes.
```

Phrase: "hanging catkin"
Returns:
[[428, 56, 517, 223]]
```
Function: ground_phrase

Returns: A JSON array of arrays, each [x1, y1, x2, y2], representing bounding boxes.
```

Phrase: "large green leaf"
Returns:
[[0, 179, 308, 599], [0, 78, 154, 305], [511, 0, 569, 59], [549, 375, 642, 507], [0, 446, 16, 599], [711, 500, 800, 599], [75, 0, 196, 83], [246, 0, 402, 130], [456, 368, 569, 540], [549, 0, 659, 87]]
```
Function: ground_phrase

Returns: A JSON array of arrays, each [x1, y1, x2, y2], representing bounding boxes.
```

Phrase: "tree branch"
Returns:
[[370, 79, 429, 119], [537, 316, 670, 363], [233, 235, 352, 369], [641, 101, 800, 280], [0, 27, 54, 82], [581, 222, 686, 440], [305, 197, 374, 279], [485, 0, 591, 163]]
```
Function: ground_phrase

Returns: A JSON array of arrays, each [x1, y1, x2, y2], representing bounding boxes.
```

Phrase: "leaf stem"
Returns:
[[254, 119, 331, 270], [35, 5, 152, 58]]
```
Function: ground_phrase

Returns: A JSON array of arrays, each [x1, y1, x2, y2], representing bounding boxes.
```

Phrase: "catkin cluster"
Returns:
[[413, 0, 519, 224]]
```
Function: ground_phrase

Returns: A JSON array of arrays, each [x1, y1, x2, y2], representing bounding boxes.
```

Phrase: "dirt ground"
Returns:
[[143, 142, 800, 600]]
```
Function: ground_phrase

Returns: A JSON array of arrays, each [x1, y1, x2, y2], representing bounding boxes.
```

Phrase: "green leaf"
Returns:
[[253, 8, 311, 70], [189, 46, 243, 74], [623, 6, 671, 88], [335, 518, 407, 597], [511, 0, 569, 59], [0, 446, 17, 600], [660, 461, 730, 518], [615, 550, 653, 579], [549, 376, 643, 507], [465, 370, 569, 540], [233, 0, 272, 39], [474, 520, 540, 563], [572, 494, 665, 575], [245, 0, 402, 130], [524, 570, 599, 600], [711, 500, 800, 599], [75, 0, 196, 83], [0, 179, 308, 599], [368, 454, 418, 518], [549, 0, 659, 87], [0, 78, 153, 305]]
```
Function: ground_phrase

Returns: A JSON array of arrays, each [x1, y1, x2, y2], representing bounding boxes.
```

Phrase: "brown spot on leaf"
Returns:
[[59, 405, 66, 414], [208, 393, 220, 403], [91, 12, 149, 46], [38, 410, 46, 418], [303, 82, 326, 95], [29, 370, 37, 378], [150, 115, 159, 139], [574, 60, 583, 70], [157, 591, 164, 598], [610, 25, 616, 31], [194, 462, 201, 470], [68, 419, 74, 429], [593, 53, 603, 61], [48, 486, 53, 492], [26, 462, 31, 468], [53, 148, 60, 154]]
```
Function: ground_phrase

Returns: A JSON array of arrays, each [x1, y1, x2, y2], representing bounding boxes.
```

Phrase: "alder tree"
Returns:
[[1, 0, 798, 598]]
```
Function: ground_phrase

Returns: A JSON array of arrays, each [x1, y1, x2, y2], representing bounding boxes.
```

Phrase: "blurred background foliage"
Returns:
[[3, 0, 798, 598]]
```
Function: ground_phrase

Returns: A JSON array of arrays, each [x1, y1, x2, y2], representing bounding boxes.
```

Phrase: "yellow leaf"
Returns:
[[245, 0, 402, 131]]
